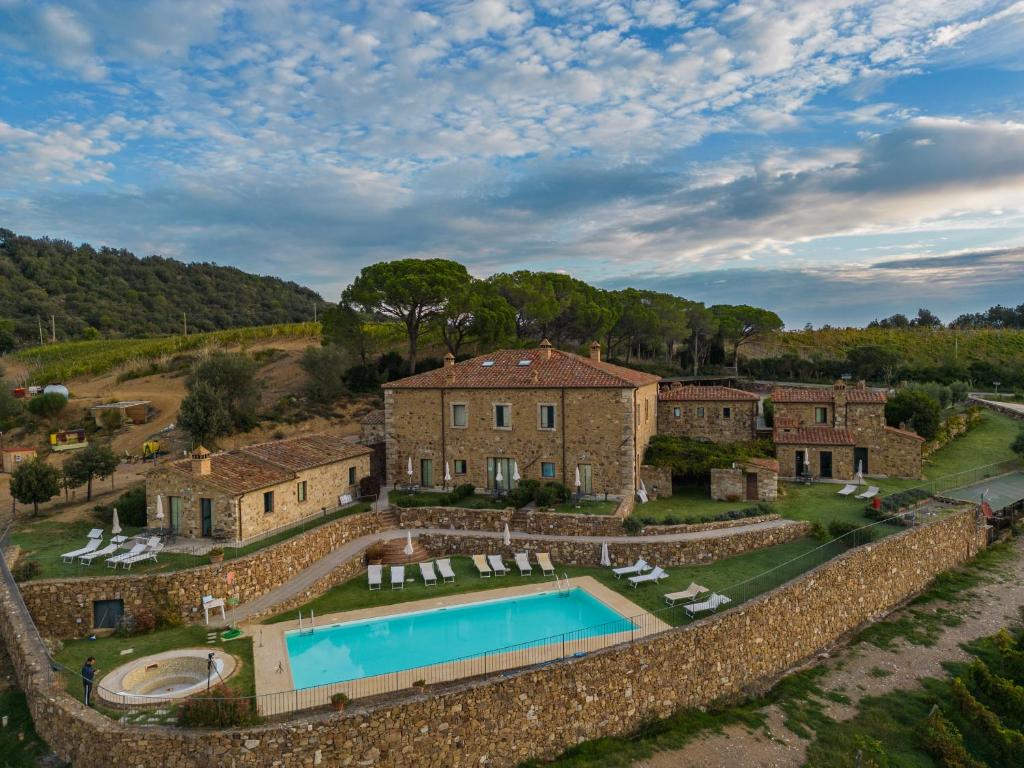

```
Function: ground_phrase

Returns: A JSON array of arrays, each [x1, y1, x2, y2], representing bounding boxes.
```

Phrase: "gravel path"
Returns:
[[632, 536, 1024, 768]]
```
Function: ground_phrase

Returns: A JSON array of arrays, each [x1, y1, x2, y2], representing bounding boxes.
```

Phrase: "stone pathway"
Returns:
[[215, 517, 801, 626], [630, 536, 1024, 768]]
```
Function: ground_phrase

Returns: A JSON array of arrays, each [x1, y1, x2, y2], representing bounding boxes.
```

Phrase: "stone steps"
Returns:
[[381, 536, 430, 564], [510, 509, 530, 530], [378, 510, 400, 528]]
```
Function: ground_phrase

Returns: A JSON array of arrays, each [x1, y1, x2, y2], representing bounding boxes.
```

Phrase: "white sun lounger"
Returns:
[[837, 484, 858, 497], [367, 564, 382, 590], [391, 565, 405, 589], [613, 558, 649, 579], [856, 486, 880, 500], [487, 554, 508, 576], [473, 554, 492, 577], [536, 552, 555, 576], [107, 541, 147, 568], [436, 558, 456, 583], [62, 537, 103, 564], [419, 561, 438, 586], [121, 540, 163, 569], [663, 582, 709, 607], [684, 593, 731, 618], [514, 552, 532, 576], [79, 535, 127, 564], [629, 566, 668, 588]]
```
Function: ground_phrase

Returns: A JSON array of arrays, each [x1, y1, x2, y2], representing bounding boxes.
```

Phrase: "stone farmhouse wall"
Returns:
[[639, 464, 673, 497], [146, 454, 370, 542], [385, 384, 653, 499], [710, 464, 778, 502], [19, 509, 390, 638], [882, 429, 924, 479], [657, 399, 757, 442], [418, 521, 811, 568], [776, 443, 856, 480], [0, 508, 982, 768]]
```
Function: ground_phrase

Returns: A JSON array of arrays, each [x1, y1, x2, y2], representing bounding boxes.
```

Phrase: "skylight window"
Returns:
[[517, 359, 532, 366], [482, 360, 495, 367]]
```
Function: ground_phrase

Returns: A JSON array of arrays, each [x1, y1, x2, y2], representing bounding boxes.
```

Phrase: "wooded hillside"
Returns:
[[0, 228, 322, 346]]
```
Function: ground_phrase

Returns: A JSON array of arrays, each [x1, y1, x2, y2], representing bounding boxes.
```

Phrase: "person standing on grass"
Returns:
[[81, 657, 97, 706]]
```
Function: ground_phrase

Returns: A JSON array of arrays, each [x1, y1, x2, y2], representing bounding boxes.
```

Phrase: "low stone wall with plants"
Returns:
[[418, 520, 812, 568], [642, 513, 783, 535], [398, 505, 629, 537], [969, 396, 1024, 422], [0, 508, 982, 768], [18, 509, 391, 638], [924, 407, 984, 456]]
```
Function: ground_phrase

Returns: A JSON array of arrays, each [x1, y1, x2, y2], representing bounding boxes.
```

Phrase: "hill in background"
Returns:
[[0, 228, 322, 345]]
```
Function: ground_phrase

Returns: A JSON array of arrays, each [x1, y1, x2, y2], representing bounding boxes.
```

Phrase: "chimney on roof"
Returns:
[[539, 338, 553, 360], [857, 380, 867, 389], [589, 341, 601, 362], [834, 379, 846, 389], [191, 446, 211, 477], [443, 352, 455, 368]]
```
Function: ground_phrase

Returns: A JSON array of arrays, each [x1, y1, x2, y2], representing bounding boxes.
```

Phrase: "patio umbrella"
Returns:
[[503, 523, 511, 546], [111, 508, 122, 536], [639, 478, 647, 494], [407, 457, 413, 478], [495, 462, 503, 485], [854, 460, 864, 485], [155, 494, 164, 522], [574, 465, 581, 488], [444, 462, 452, 484], [600, 542, 611, 567], [403, 531, 414, 556], [512, 461, 521, 483]]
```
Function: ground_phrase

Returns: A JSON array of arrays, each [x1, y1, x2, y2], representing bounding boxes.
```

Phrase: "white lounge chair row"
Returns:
[[473, 552, 555, 577], [61, 532, 163, 568], [367, 559, 459, 590], [661, 582, 731, 616], [609, 558, 670, 588], [837, 484, 879, 499]]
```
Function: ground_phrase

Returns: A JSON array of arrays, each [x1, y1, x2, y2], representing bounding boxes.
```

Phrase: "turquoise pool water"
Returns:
[[285, 587, 635, 688]]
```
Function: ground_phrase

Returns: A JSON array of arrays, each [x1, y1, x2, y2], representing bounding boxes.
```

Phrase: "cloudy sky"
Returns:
[[2, 0, 1024, 327]]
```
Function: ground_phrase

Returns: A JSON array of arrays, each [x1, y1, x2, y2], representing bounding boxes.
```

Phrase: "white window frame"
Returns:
[[538, 403, 556, 431], [493, 403, 512, 430], [451, 402, 468, 428]]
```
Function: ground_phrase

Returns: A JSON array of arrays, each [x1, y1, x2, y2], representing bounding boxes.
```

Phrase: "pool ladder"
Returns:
[[553, 573, 571, 597], [297, 609, 316, 635]]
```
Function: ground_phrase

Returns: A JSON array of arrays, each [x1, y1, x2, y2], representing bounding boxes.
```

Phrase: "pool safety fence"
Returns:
[[42, 511, 944, 722]]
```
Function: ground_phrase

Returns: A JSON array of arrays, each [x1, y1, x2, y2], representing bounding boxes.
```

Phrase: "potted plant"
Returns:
[[208, 547, 225, 564], [412, 679, 426, 689], [330, 692, 349, 711]]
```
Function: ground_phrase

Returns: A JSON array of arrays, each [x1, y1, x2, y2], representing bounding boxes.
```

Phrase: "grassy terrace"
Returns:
[[637, 410, 1022, 528], [267, 538, 836, 629], [9, 502, 372, 582], [391, 490, 508, 510]]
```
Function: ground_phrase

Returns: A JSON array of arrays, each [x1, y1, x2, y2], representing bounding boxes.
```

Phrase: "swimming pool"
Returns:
[[285, 587, 635, 688]]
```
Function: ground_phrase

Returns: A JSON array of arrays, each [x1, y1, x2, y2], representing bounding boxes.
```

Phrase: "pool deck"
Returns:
[[246, 576, 666, 715]]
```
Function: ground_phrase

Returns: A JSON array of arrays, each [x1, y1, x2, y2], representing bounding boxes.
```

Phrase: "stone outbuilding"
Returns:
[[145, 434, 372, 542], [90, 400, 151, 427], [711, 458, 779, 502], [657, 384, 759, 442]]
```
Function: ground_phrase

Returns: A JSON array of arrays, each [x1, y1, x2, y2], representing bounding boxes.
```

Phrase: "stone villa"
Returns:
[[772, 381, 923, 480], [145, 434, 371, 542], [657, 384, 759, 442], [383, 340, 660, 497]]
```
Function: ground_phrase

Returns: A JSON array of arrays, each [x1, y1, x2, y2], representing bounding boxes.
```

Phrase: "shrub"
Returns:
[[11, 559, 41, 581], [534, 484, 557, 507], [828, 520, 873, 546], [330, 692, 349, 706], [622, 517, 643, 535], [448, 483, 475, 501], [359, 475, 381, 499], [26, 392, 67, 418], [544, 481, 571, 503], [178, 686, 259, 728], [97, 486, 147, 527], [808, 521, 827, 540], [130, 608, 157, 635], [885, 388, 941, 440]]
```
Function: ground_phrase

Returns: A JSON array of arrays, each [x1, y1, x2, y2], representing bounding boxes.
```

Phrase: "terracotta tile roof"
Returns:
[[241, 435, 371, 472], [163, 434, 370, 495], [659, 385, 758, 402], [774, 426, 856, 446], [741, 457, 780, 473], [165, 452, 294, 495], [1, 446, 36, 453], [360, 409, 384, 425], [772, 386, 887, 404], [885, 425, 925, 442], [385, 347, 661, 389]]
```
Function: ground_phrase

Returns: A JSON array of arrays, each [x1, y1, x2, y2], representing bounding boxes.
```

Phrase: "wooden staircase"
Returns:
[[381, 535, 430, 564]]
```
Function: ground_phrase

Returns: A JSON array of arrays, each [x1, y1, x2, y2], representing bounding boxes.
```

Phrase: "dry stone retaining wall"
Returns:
[[0, 509, 982, 768], [19, 509, 390, 638]]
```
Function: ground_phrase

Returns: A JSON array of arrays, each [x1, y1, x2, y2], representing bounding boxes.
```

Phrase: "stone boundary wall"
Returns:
[[0, 509, 981, 768], [968, 396, 1024, 422], [419, 521, 811, 568], [19, 509, 390, 638], [643, 513, 782, 534]]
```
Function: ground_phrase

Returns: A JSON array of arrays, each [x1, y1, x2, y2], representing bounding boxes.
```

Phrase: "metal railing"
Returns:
[[881, 459, 1022, 503], [43, 510, 946, 723]]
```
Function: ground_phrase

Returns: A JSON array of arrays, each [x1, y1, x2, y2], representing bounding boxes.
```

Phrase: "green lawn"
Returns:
[[8, 503, 372, 582], [54, 624, 255, 719], [265, 538, 831, 628], [635, 487, 753, 524], [921, 410, 1021, 479], [0, 688, 51, 767], [392, 491, 509, 510], [549, 500, 620, 516]]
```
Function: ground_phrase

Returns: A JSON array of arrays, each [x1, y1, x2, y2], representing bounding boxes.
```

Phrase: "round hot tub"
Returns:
[[97, 649, 238, 705]]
